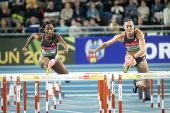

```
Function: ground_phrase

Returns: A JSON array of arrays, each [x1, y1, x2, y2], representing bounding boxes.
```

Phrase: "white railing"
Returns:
[[0, 25, 169, 37]]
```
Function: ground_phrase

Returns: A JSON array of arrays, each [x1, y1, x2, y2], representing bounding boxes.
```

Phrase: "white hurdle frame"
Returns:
[[0, 72, 170, 113]]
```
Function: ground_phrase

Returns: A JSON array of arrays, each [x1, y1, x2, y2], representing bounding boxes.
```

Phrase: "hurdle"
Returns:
[[0, 72, 170, 113]]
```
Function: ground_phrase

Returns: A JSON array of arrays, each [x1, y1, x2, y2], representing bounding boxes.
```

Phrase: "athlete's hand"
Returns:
[[62, 50, 68, 54], [88, 49, 96, 54], [22, 47, 27, 54]]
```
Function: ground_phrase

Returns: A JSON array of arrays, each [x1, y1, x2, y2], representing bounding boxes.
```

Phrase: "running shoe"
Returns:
[[133, 79, 139, 93]]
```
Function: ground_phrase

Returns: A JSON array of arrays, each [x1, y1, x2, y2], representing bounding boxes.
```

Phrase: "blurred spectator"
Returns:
[[73, 1, 85, 24], [150, 12, 162, 28], [44, 1, 60, 25], [51, 0, 63, 11], [25, 1, 38, 19], [12, 21, 25, 33], [60, 2, 73, 26], [82, 19, 89, 36], [0, 5, 12, 27], [88, 18, 99, 36], [25, 16, 40, 27], [124, 0, 138, 25], [163, 1, 170, 26], [107, 17, 120, 32], [87, 2, 101, 25], [111, 0, 124, 25], [10, 0, 25, 24], [26, 0, 38, 9], [56, 19, 68, 35], [83, 19, 89, 27], [62, 0, 75, 4], [36, 0, 48, 10], [137, 17, 146, 30], [0, 19, 9, 33], [151, 0, 165, 15], [102, 0, 114, 12], [86, 0, 103, 15], [69, 19, 81, 37], [26, 16, 40, 33], [0, 0, 8, 8], [118, 0, 127, 7], [137, 0, 150, 24]]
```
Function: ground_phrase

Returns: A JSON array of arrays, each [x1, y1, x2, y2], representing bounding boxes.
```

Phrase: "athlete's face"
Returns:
[[44, 24, 54, 37], [123, 21, 134, 34]]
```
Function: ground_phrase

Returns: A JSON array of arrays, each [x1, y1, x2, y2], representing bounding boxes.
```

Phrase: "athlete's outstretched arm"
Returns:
[[88, 33, 123, 54], [133, 29, 146, 58], [22, 33, 41, 54], [56, 34, 68, 54]]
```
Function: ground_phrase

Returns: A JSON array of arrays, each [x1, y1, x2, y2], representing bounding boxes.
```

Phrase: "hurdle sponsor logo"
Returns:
[[41, 76, 56, 80], [143, 74, 170, 78], [79, 75, 89, 79], [34, 76, 40, 80], [89, 75, 104, 80], [135, 74, 142, 79], [122, 74, 142, 79]]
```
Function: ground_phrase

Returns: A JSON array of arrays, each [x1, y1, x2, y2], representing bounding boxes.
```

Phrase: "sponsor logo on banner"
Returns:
[[79, 75, 90, 79], [85, 39, 105, 63]]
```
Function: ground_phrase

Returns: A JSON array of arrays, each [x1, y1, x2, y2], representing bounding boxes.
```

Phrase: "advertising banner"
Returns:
[[0, 37, 75, 65], [75, 36, 170, 64]]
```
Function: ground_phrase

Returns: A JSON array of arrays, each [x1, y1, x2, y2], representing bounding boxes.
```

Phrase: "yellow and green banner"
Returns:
[[0, 37, 75, 65]]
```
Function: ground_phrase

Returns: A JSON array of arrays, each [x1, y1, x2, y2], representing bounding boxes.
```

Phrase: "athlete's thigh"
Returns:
[[39, 56, 50, 69], [136, 59, 149, 73], [52, 58, 68, 74]]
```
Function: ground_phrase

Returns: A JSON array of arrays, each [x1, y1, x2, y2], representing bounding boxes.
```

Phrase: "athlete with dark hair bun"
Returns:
[[88, 18, 150, 91], [22, 22, 70, 83]]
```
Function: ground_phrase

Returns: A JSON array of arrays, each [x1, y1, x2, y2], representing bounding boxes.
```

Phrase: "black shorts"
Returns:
[[46, 55, 56, 60], [134, 55, 146, 66], [40, 54, 57, 60]]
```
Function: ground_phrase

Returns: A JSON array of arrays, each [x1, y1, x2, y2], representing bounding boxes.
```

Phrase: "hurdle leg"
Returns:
[[161, 79, 164, 113], [1, 81, 3, 111], [14, 83, 16, 105], [107, 79, 111, 113], [23, 81, 27, 113], [111, 75, 115, 113], [157, 79, 161, 107], [99, 80, 103, 113], [53, 81, 57, 109], [118, 75, 122, 113], [16, 77, 21, 113], [7, 82, 10, 105], [103, 76, 107, 113], [142, 86, 145, 102], [46, 81, 49, 113], [35, 81, 38, 113], [3, 77, 7, 113], [58, 81, 62, 104], [150, 79, 153, 107], [37, 81, 40, 113]]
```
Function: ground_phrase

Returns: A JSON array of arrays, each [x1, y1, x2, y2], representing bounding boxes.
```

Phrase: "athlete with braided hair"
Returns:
[[22, 21, 70, 83], [88, 19, 150, 92]]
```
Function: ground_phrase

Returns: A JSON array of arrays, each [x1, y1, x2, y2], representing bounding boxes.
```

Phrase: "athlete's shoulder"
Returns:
[[135, 28, 144, 36]]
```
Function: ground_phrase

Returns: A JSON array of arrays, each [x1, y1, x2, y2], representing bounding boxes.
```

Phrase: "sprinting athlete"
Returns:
[[22, 21, 70, 83], [88, 18, 150, 91]]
